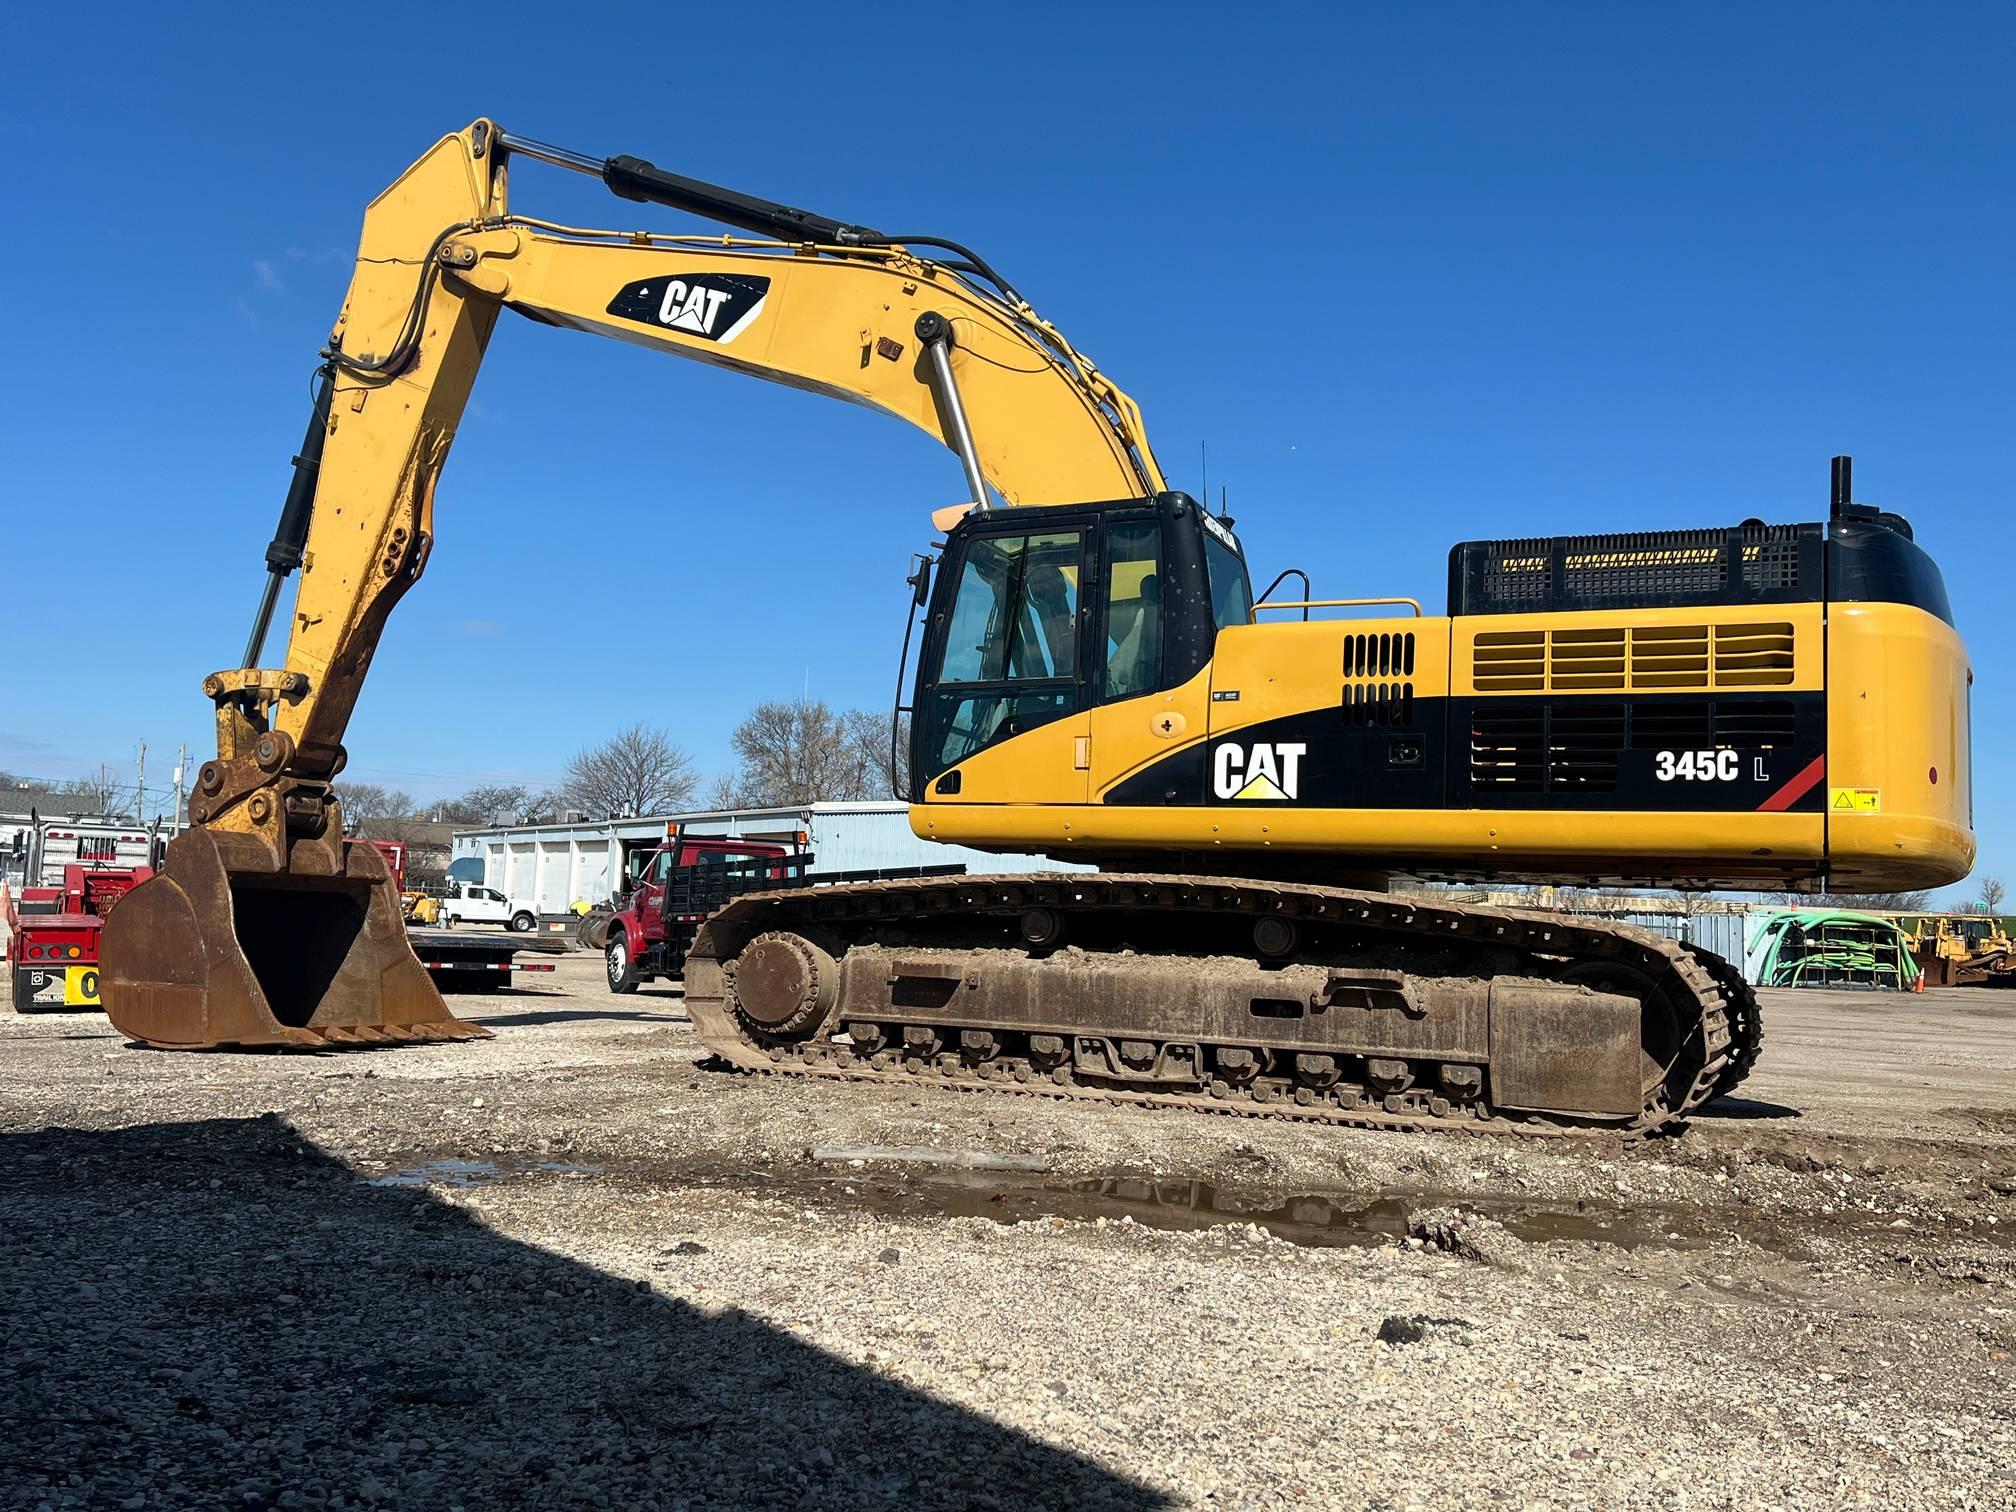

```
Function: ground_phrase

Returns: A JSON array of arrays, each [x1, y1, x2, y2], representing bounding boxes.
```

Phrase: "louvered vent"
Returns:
[[1630, 625, 1710, 688], [1628, 700, 1713, 748], [1468, 704, 1626, 794], [1344, 631, 1416, 678], [1713, 622, 1795, 686], [1550, 628, 1625, 689], [1709, 699, 1798, 745], [1469, 708, 1545, 793], [1547, 703, 1627, 792], [1344, 682, 1415, 728], [1472, 622, 1796, 691], [1473, 630, 1544, 691], [1469, 702, 1627, 793], [1613, 699, 1800, 753]]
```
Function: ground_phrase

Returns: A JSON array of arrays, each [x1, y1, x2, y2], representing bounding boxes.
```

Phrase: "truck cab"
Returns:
[[605, 832, 796, 993], [437, 878, 540, 933]]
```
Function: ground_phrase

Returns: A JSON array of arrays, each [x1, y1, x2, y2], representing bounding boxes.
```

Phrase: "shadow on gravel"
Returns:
[[2, 1116, 1168, 1510], [1698, 1096, 1803, 1121]]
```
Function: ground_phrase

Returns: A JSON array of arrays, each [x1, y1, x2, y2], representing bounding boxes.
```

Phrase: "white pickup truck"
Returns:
[[436, 879, 540, 933]]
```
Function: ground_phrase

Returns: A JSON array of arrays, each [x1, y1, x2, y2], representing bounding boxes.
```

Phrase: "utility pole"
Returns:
[[136, 741, 146, 823], [173, 744, 187, 832]]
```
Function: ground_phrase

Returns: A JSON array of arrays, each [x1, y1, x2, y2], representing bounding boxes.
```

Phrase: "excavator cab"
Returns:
[[909, 491, 1251, 796]]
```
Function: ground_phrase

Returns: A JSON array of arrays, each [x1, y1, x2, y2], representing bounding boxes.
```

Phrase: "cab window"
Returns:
[[924, 529, 1085, 772], [1205, 533, 1253, 631], [937, 531, 1081, 683], [687, 847, 776, 869], [1102, 520, 1162, 701]]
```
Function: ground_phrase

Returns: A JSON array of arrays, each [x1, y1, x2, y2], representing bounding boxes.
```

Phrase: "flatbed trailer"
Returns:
[[406, 928, 563, 992]]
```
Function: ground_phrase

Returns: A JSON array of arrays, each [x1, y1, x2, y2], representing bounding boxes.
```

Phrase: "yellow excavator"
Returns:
[[103, 122, 1973, 1135]]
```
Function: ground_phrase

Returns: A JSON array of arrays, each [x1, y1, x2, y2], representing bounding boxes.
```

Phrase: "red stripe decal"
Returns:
[[1758, 753, 1826, 812]]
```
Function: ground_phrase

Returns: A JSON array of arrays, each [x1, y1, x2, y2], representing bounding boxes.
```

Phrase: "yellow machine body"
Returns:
[[917, 596, 1972, 894]]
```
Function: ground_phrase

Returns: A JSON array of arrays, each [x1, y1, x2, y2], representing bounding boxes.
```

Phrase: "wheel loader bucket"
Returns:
[[99, 827, 490, 1049]]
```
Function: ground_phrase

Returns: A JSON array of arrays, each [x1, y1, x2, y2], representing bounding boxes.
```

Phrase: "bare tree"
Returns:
[[728, 699, 846, 808], [332, 782, 420, 841], [49, 767, 126, 815], [1981, 877, 2006, 913], [1775, 887, 1934, 912], [702, 772, 746, 811], [842, 708, 910, 799], [726, 700, 904, 807], [435, 783, 556, 827], [563, 724, 698, 818]]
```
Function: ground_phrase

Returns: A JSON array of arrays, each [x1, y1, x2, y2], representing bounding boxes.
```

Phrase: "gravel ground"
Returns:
[[4, 954, 2015, 1510]]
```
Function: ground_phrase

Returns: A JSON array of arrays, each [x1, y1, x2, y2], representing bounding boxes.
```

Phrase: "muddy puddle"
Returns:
[[366, 1157, 603, 1189], [358, 1150, 1996, 1262], [825, 1170, 1711, 1252]]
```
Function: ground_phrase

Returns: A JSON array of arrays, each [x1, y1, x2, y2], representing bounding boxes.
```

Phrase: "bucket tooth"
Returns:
[[100, 827, 490, 1051]]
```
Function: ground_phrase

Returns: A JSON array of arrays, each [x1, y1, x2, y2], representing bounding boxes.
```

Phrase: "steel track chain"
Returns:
[[1683, 942, 1763, 1100], [684, 873, 1755, 1139]]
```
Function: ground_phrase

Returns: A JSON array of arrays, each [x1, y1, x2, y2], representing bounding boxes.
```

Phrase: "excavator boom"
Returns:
[[100, 120, 1164, 1048]]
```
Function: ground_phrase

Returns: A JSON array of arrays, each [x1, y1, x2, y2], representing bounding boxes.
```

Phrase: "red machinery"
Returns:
[[6, 862, 154, 1013], [360, 838, 408, 892]]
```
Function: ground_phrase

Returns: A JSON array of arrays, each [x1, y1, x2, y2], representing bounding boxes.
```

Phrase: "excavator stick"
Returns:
[[100, 826, 489, 1049]]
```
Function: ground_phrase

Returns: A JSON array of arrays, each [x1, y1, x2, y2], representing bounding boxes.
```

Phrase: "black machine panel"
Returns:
[[1448, 524, 1825, 616], [1104, 691, 1826, 815]]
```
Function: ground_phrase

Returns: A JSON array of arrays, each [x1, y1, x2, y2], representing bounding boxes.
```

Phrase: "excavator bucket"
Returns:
[[100, 827, 489, 1049]]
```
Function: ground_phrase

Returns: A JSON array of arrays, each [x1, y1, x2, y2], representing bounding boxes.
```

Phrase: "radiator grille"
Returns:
[[1741, 540, 1805, 592]]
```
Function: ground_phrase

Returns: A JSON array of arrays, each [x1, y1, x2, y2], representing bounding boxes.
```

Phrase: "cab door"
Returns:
[[1085, 513, 1204, 801], [914, 520, 1092, 805]]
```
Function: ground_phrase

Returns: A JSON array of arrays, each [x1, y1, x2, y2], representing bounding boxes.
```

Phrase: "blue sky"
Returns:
[[2, 4, 2008, 898]]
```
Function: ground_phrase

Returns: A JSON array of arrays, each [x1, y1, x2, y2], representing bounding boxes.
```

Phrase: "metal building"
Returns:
[[451, 800, 1087, 915]]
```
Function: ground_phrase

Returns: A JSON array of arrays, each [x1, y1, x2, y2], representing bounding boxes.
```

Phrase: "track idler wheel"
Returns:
[[729, 932, 839, 1038]]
